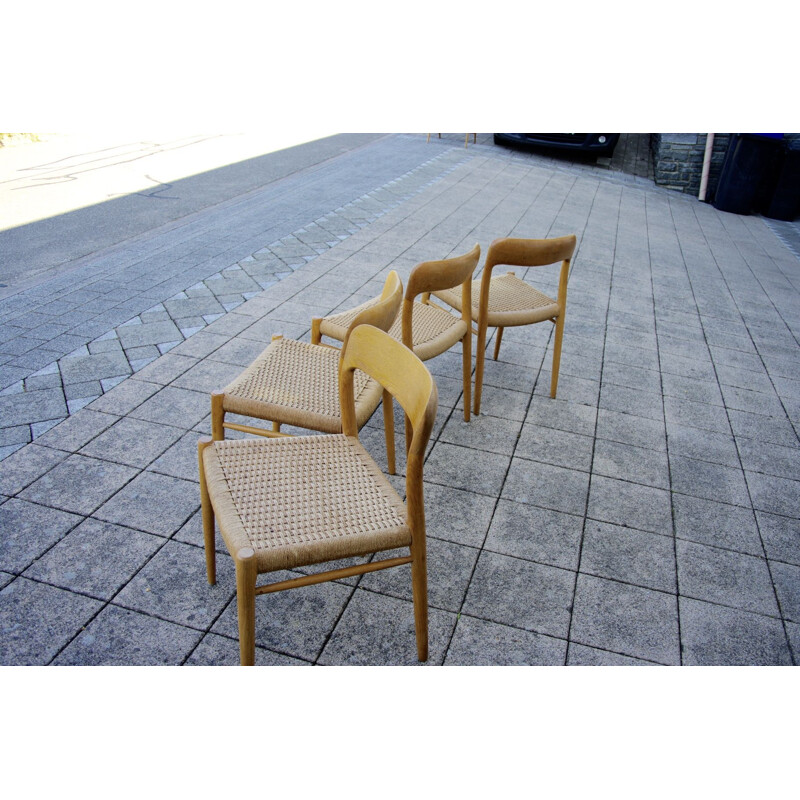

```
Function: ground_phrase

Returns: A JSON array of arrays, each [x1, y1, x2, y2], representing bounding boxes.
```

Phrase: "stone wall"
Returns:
[[651, 133, 800, 198], [651, 134, 731, 196]]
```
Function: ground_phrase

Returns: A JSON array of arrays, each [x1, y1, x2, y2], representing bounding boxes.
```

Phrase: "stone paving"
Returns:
[[0, 139, 469, 456], [1, 133, 798, 666]]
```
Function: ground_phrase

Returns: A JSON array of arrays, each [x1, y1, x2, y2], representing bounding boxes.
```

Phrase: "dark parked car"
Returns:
[[494, 133, 620, 157]]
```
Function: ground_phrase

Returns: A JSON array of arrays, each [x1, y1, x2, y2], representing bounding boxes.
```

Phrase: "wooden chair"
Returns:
[[431, 235, 577, 415], [198, 324, 439, 665], [211, 271, 403, 473], [312, 245, 480, 428]]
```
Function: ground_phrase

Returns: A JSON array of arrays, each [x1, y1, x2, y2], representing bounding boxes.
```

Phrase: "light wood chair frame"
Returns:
[[198, 324, 438, 665], [436, 235, 576, 415], [312, 245, 479, 436], [211, 271, 403, 472]]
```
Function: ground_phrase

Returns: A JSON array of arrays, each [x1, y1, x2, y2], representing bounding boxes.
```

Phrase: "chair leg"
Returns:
[[410, 538, 429, 661], [493, 327, 504, 361], [211, 391, 225, 441], [235, 547, 257, 666], [311, 317, 322, 345], [197, 439, 216, 585], [462, 329, 471, 422], [550, 313, 565, 399], [473, 321, 488, 416], [382, 389, 396, 475]]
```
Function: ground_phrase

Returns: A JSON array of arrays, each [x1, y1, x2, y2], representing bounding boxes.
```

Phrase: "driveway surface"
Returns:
[[1, 133, 798, 666]]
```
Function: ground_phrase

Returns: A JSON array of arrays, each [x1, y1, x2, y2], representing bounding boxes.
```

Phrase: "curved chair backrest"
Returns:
[[405, 243, 481, 299], [340, 322, 438, 517], [341, 270, 403, 351], [481, 235, 577, 308], [403, 244, 481, 346], [484, 235, 576, 271]]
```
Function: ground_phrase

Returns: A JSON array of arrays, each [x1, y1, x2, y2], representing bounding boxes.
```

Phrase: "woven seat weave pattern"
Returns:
[[206, 436, 410, 569], [437, 274, 557, 313], [321, 299, 466, 357], [435, 274, 558, 327], [221, 338, 377, 428]]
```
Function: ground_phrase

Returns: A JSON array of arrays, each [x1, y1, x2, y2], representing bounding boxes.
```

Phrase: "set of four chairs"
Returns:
[[197, 234, 577, 665]]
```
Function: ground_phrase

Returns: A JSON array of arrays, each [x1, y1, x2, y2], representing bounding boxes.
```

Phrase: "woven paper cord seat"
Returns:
[[316, 298, 467, 361], [313, 245, 480, 425], [203, 435, 410, 572], [219, 337, 381, 433], [434, 273, 559, 327], [211, 271, 403, 472], [432, 235, 577, 414], [199, 324, 438, 665]]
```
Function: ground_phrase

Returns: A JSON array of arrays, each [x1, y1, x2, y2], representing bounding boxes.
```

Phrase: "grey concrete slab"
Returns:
[[445, 615, 567, 666], [592, 438, 670, 489], [484, 499, 583, 572], [666, 422, 740, 468], [425, 441, 510, 497], [0, 443, 69, 496], [0, 386, 67, 428], [212, 573, 353, 662], [566, 643, 657, 666], [515, 423, 594, 472], [23, 519, 163, 600], [52, 604, 203, 666], [580, 520, 676, 593], [0, 577, 103, 665], [418, 482, 497, 550], [679, 597, 793, 666], [594, 407, 666, 452], [85, 378, 161, 416], [599, 382, 664, 421], [673, 494, 763, 556], [756, 511, 800, 566], [147, 431, 204, 483], [78, 417, 185, 468], [438, 413, 522, 457], [770, 560, 800, 623], [34, 409, 121, 453], [670, 455, 751, 507], [358, 537, 480, 613], [114, 540, 236, 628], [19, 454, 138, 515], [185, 633, 307, 666], [462, 551, 575, 640], [587, 475, 672, 535], [746, 471, 800, 517], [676, 540, 780, 616], [737, 435, 800, 481], [0, 498, 82, 573], [502, 457, 590, 516], [318, 589, 457, 666], [93, 471, 199, 536], [569, 573, 680, 665], [127, 385, 209, 429]]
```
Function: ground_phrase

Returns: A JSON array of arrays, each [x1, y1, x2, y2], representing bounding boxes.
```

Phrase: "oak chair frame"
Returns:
[[313, 245, 480, 439], [198, 324, 438, 665], [211, 271, 403, 473], [433, 235, 576, 415]]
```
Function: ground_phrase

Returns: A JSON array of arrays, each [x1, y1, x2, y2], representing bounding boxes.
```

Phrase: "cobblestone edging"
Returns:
[[0, 151, 468, 459]]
